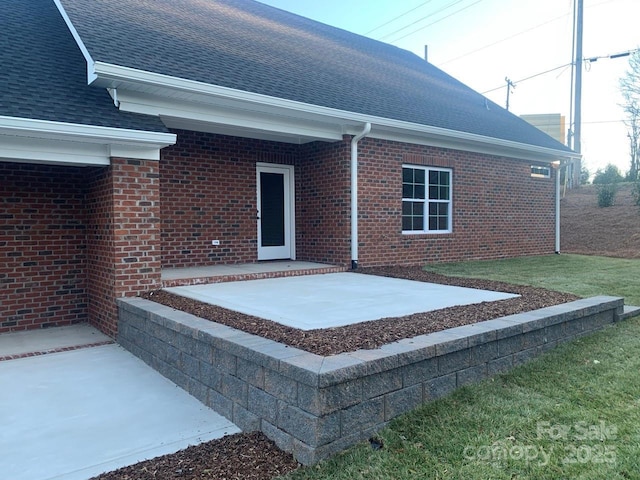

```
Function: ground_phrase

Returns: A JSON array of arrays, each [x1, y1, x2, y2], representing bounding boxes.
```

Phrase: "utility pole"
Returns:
[[505, 77, 516, 111], [573, 0, 583, 155]]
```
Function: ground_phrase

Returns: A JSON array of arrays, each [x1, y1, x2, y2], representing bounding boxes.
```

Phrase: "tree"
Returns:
[[620, 50, 640, 181]]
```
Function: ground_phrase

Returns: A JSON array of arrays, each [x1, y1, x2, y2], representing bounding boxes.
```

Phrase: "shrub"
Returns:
[[633, 180, 640, 207], [597, 184, 617, 207], [580, 165, 591, 185], [593, 164, 624, 185]]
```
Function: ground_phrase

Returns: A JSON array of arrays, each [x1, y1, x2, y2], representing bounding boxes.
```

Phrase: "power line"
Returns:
[[378, 0, 467, 41], [583, 120, 626, 124], [386, 0, 484, 44], [440, 12, 569, 66], [481, 47, 640, 95], [364, 0, 435, 36], [482, 63, 572, 94], [439, 0, 617, 67]]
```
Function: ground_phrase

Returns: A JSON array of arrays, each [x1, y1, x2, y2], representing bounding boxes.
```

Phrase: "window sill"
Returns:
[[402, 230, 452, 235]]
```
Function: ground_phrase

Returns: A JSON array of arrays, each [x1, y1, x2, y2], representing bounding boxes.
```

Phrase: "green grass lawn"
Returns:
[[281, 255, 640, 480], [424, 254, 640, 306]]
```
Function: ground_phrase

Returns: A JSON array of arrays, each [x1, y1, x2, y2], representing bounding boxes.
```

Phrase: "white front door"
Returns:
[[257, 164, 294, 260]]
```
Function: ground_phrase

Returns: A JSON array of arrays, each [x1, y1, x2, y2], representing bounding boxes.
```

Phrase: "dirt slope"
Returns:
[[561, 183, 640, 259]]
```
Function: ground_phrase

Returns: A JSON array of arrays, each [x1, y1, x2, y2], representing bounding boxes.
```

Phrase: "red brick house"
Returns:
[[1, 0, 575, 337]]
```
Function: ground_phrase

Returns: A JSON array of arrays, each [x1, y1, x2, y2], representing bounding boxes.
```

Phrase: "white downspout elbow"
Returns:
[[350, 122, 372, 269]]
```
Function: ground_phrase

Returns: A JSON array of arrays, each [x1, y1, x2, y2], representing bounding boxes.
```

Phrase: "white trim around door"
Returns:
[[256, 163, 295, 260]]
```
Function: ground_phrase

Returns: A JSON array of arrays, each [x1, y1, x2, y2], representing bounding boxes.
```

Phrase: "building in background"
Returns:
[[522, 113, 581, 188]]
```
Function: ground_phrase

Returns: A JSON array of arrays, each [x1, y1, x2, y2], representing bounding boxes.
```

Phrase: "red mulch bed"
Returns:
[[140, 266, 578, 356]]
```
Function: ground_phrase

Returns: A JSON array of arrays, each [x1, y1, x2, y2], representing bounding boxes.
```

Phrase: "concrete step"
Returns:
[[620, 305, 640, 321]]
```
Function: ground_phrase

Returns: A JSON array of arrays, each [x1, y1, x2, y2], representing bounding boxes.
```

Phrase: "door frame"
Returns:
[[256, 162, 296, 260]]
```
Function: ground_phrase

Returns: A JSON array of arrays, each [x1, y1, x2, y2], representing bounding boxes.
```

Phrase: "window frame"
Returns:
[[531, 165, 551, 178], [402, 165, 453, 235]]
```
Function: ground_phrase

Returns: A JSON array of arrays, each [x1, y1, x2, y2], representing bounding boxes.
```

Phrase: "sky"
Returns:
[[257, 0, 640, 176]]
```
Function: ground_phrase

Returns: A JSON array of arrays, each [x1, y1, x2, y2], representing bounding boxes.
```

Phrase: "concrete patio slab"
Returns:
[[166, 272, 518, 330], [0, 344, 240, 480]]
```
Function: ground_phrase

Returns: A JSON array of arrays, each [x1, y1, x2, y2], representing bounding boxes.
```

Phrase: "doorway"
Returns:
[[256, 163, 295, 260]]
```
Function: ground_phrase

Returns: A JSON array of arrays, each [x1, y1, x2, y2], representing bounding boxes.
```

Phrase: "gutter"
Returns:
[[350, 123, 371, 269]]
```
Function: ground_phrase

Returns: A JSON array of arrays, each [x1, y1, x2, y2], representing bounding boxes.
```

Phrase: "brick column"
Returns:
[[86, 158, 161, 337]]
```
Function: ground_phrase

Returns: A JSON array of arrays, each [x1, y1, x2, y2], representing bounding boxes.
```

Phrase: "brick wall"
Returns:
[[356, 138, 556, 266], [160, 131, 299, 268], [158, 131, 555, 269], [0, 133, 557, 334], [85, 158, 161, 337], [296, 139, 351, 265], [0, 162, 87, 333]]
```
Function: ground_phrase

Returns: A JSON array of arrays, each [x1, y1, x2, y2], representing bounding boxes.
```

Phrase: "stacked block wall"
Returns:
[[118, 295, 623, 465], [0, 162, 87, 333]]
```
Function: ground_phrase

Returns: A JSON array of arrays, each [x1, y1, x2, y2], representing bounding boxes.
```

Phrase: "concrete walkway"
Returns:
[[0, 329, 239, 480], [167, 272, 518, 330], [0, 324, 112, 360]]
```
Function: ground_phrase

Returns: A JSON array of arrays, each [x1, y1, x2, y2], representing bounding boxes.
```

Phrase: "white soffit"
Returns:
[[114, 90, 344, 144], [0, 116, 176, 166]]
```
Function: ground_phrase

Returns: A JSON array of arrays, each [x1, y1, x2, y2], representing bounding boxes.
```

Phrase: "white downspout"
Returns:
[[555, 161, 562, 253], [350, 122, 372, 269]]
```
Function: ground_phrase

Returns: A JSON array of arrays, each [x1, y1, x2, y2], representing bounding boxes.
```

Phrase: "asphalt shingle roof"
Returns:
[[0, 0, 168, 133], [5, 0, 570, 152]]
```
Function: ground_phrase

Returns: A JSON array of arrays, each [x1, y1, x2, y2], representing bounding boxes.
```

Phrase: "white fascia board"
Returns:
[[343, 125, 578, 162], [367, 129, 569, 163], [92, 62, 577, 161], [0, 116, 176, 165], [53, 0, 98, 83], [0, 135, 110, 166], [0, 116, 176, 146]]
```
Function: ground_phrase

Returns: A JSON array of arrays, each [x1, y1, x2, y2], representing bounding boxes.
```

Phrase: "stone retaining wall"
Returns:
[[118, 296, 624, 465]]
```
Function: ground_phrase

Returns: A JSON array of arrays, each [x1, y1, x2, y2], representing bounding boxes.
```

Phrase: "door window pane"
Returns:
[[260, 172, 285, 247]]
